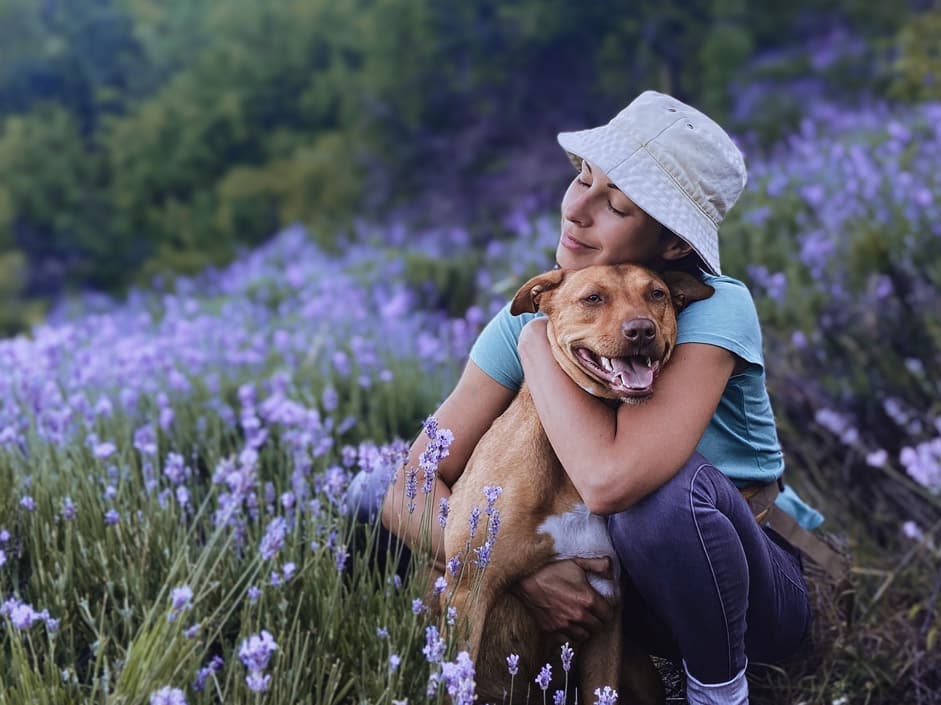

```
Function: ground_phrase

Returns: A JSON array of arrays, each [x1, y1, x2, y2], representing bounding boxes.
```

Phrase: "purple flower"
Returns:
[[468, 506, 481, 539], [422, 625, 445, 664], [389, 653, 401, 673], [192, 655, 224, 692], [104, 509, 120, 526], [62, 497, 77, 520], [560, 642, 574, 672], [447, 556, 462, 576], [149, 686, 187, 705], [482, 485, 502, 512], [238, 630, 277, 690], [245, 671, 271, 693], [438, 497, 449, 528], [535, 663, 552, 691], [554, 690, 566, 705], [259, 517, 288, 561], [440, 651, 477, 705], [93, 441, 116, 459], [509, 653, 523, 677], [411, 598, 425, 615], [247, 585, 261, 604], [0, 529, 8, 543], [183, 623, 200, 639], [594, 686, 618, 705], [376, 626, 389, 639], [19, 496, 35, 512], [168, 585, 194, 620], [334, 545, 349, 573], [473, 541, 493, 568], [433, 576, 448, 594]]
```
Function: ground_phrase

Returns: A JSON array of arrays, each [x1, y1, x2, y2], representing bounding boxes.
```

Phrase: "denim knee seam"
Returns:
[[688, 462, 735, 680]]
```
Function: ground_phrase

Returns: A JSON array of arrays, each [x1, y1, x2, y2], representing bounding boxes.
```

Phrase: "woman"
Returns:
[[378, 90, 821, 705]]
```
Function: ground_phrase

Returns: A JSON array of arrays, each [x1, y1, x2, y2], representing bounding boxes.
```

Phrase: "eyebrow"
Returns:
[[584, 162, 623, 192]]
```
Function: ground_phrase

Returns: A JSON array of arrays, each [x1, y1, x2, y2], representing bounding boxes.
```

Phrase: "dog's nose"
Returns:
[[622, 318, 656, 342]]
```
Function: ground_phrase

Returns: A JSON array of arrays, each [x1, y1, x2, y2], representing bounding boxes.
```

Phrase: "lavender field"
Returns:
[[0, 99, 939, 704]]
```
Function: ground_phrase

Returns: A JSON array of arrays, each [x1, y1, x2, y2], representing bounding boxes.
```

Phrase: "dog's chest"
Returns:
[[537, 503, 620, 598]]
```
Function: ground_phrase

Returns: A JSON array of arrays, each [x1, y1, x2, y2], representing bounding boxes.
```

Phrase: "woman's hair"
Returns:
[[659, 226, 708, 276]]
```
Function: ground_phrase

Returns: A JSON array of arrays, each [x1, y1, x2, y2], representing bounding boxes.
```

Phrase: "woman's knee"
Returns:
[[607, 453, 714, 559]]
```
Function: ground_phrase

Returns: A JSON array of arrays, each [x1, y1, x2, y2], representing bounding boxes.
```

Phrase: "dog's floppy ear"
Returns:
[[660, 271, 715, 312], [510, 269, 566, 314]]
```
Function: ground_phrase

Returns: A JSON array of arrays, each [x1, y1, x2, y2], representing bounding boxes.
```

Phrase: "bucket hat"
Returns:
[[557, 90, 747, 275]]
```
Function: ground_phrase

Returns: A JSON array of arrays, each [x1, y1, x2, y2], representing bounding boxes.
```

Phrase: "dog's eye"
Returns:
[[584, 294, 603, 304], [650, 289, 667, 300]]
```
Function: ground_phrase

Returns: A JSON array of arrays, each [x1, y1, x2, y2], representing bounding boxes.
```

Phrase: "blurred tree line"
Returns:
[[0, 0, 936, 332]]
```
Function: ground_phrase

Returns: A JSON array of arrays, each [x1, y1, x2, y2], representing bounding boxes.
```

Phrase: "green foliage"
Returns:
[[890, 7, 941, 102], [0, 0, 927, 317]]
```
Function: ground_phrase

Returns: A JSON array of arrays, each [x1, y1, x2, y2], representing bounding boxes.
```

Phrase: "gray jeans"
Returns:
[[607, 453, 811, 683]]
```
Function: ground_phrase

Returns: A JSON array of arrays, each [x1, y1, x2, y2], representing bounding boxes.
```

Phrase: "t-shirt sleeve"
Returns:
[[675, 276, 764, 369], [468, 303, 536, 391]]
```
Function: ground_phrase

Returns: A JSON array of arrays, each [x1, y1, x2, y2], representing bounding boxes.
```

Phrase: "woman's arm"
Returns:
[[380, 361, 515, 573], [517, 317, 736, 515]]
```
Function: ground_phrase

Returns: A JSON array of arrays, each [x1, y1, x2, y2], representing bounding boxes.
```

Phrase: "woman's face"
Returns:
[[556, 160, 669, 270]]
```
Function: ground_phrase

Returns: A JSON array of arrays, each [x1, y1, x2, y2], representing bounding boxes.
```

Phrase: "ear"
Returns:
[[659, 271, 714, 311], [510, 269, 566, 314]]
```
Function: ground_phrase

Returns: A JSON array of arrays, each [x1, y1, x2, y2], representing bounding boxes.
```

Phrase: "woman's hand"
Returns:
[[512, 557, 615, 644]]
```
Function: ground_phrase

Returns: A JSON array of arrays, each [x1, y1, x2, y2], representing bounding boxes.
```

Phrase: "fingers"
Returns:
[[572, 555, 612, 578]]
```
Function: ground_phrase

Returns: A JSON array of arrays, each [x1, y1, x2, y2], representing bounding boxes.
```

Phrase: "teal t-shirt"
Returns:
[[469, 273, 823, 530]]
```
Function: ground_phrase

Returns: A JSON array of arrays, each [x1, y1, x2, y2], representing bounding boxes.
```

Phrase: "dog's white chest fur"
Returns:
[[537, 503, 620, 598]]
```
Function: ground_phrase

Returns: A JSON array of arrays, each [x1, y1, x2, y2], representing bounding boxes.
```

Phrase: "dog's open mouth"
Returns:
[[574, 348, 661, 397]]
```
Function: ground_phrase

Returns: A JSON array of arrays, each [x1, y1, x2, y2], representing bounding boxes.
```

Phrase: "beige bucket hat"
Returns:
[[557, 90, 747, 275]]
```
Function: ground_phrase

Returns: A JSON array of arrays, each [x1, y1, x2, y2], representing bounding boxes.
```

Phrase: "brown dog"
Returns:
[[441, 263, 713, 704]]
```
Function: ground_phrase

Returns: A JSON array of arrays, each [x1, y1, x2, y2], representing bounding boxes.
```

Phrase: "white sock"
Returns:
[[683, 660, 749, 705]]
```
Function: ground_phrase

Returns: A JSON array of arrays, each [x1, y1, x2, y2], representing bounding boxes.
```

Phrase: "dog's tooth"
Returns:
[[646, 357, 652, 368], [601, 356, 613, 371]]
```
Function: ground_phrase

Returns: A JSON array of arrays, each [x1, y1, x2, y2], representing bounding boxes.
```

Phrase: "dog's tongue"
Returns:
[[610, 357, 653, 390]]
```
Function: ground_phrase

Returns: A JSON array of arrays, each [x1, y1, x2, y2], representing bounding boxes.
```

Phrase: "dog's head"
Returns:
[[511, 264, 714, 403]]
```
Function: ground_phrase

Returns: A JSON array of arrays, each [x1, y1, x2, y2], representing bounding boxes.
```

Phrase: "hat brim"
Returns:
[[558, 128, 721, 275]]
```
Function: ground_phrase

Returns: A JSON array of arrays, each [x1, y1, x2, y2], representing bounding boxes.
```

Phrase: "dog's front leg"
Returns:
[[577, 603, 664, 705]]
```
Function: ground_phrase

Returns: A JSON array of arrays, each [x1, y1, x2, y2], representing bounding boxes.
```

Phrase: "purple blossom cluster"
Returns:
[[238, 630, 278, 693], [0, 597, 58, 633]]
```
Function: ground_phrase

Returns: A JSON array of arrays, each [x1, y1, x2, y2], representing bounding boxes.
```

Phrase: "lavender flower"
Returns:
[[438, 497, 449, 528], [440, 651, 476, 705], [411, 598, 425, 615], [468, 506, 481, 539], [238, 630, 278, 692], [561, 642, 574, 672], [149, 686, 186, 705], [104, 509, 120, 526], [389, 653, 401, 673], [594, 686, 618, 705], [19, 496, 35, 512], [422, 625, 446, 664], [535, 663, 552, 691], [259, 517, 288, 560], [170, 585, 194, 612], [334, 545, 349, 573], [554, 690, 566, 705], [506, 653, 520, 676], [62, 497, 77, 520], [433, 576, 448, 594], [194, 656, 225, 692]]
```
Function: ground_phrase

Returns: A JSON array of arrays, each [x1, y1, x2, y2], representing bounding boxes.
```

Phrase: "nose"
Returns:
[[622, 318, 656, 342], [562, 185, 593, 226]]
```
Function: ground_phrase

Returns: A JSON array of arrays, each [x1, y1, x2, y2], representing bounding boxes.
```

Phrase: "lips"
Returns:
[[574, 347, 662, 398], [561, 231, 595, 251]]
